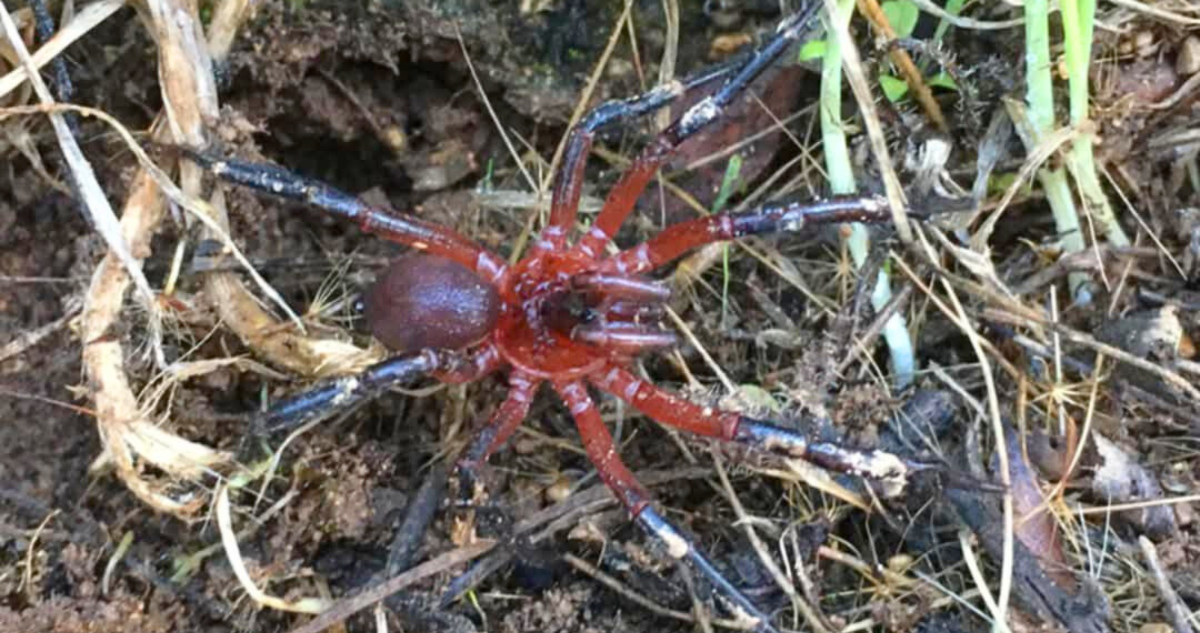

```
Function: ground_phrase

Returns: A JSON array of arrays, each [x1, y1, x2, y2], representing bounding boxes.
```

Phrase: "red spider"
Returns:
[[190, 6, 935, 630]]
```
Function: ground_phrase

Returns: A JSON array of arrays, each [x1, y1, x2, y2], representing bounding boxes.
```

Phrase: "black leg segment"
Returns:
[[259, 349, 456, 433]]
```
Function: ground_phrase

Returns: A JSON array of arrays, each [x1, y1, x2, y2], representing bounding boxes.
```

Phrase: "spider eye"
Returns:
[[351, 295, 366, 316]]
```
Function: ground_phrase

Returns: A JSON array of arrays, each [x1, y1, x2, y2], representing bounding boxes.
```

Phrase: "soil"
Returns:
[[3, 2, 1200, 633]]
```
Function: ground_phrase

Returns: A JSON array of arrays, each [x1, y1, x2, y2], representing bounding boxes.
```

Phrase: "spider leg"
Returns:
[[571, 322, 678, 355], [571, 3, 823, 260], [593, 364, 935, 497], [455, 371, 540, 497], [598, 194, 894, 276], [434, 341, 503, 385], [541, 9, 831, 254], [538, 58, 746, 252], [260, 345, 499, 433], [554, 381, 780, 633], [183, 150, 507, 282], [572, 272, 671, 303], [597, 299, 666, 321]]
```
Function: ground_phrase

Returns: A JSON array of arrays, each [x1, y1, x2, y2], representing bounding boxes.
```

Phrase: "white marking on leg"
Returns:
[[651, 522, 690, 559], [561, 383, 591, 415], [680, 97, 720, 132], [634, 244, 652, 272], [601, 366, 621, 388], [329, 378, 360, 406], [476, 254, 506, 284], [622, 376, 642, 401], [511, 387, 531, 404]]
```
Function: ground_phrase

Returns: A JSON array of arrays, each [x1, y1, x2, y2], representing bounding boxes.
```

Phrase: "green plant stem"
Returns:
[[822, 0, 914, 389], [1061, 0, 1129, 247], [713, 156, 742, 326], [931, 0, 964, 45], [1025, 0, 1091, 303]]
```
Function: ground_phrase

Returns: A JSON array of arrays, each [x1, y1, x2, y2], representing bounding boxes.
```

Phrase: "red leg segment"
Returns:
[[572, 138, 672, 259], [593, 365, 741, 439], [598, 195, 893, 276], [593, 364, 928, 496], [596, 300, 666, 322], [572, 4, 824, 260], [554, 379, 778, 632], [539, 63, 745, 253], [434, 341, 504, 385], [456, 371, 540, 476], [572, 272, 671, 303], [571, 323, 678, 355], [540, 128, 592, 251], [554, 380, 652, 514]]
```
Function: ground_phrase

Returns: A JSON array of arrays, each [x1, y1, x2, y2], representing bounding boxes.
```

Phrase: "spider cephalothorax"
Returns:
[[495, 250, 676, 378], [192, 5, 942, 631]]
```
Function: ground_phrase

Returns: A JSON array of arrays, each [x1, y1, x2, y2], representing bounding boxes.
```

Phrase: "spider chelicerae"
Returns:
[[188, 5, 945, 630]]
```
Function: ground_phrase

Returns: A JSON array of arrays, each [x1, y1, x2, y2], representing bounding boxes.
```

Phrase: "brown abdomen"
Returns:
[[364, 254, 500, 353]]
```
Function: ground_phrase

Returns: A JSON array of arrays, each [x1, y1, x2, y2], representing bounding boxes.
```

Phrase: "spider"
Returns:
[[188, 6, 940, 630]]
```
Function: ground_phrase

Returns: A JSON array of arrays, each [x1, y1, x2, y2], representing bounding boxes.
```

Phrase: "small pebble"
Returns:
[[512, 435, 539, 455], [545, 474, 573, 503], [1136, 31, 1158, 57], [710, 33, 752, 60]]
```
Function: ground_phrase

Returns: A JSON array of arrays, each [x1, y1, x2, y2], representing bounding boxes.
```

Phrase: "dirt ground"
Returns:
[[3, 1, 1200, 632]]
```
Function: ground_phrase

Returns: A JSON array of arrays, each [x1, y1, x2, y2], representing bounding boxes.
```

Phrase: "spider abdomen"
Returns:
[[364, 254, 500, 353]]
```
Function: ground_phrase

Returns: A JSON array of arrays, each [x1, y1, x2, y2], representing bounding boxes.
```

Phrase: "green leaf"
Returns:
[[879, 74, 909, 102], [881, 0, 920, 39], [928, 70, 959, 91], [712, 155, 743, 215], [737, 384, 782, 413], [798, 39, 827, 62], [987, 172, 1032, 196]]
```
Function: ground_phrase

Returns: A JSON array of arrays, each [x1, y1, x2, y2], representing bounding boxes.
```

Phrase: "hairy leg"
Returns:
[[593, 364, 931, 497], [455, 371, 540, 491], [554, 380, 780, 633], [184, 150, 507, 282], [571, 3, 824, 260], [538, 60, 743, 251], [258, 348, 495, 433], [598, 194, 894, 276], [571, 322, 678, 355]]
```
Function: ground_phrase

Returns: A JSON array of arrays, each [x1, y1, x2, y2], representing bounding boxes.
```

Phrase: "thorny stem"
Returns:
[[821, 0, 915, 389]]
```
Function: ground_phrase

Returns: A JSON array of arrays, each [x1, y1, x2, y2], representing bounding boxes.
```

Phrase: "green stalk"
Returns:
[[931, 0, 965, 45], [822, 0, 914, 389], [1025, 0, 1091, 303], [713, 155, 742, 326], [1061, 0, 1129, 246], [821, 0, 857, 196]]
